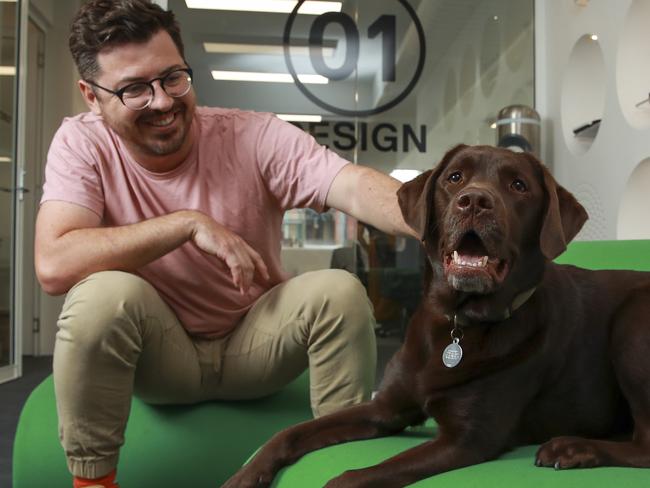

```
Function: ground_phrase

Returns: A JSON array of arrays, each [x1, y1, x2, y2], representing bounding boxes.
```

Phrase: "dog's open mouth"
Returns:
[[443, 231, 509, 293]]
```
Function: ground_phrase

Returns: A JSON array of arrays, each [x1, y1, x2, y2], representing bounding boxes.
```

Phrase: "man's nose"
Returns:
[[148, 81, 175, 111]]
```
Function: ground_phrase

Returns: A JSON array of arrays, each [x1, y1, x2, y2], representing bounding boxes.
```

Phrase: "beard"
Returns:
[[134, 103, 193, 156]]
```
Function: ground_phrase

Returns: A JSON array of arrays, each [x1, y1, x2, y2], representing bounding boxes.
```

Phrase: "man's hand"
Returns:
[[190, 212, 270, 294]]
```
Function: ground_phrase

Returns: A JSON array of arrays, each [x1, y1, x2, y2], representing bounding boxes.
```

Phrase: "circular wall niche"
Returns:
[[617, 0, 650, 130], [617, 158, 650, 238], [561, 34, 606, 156]]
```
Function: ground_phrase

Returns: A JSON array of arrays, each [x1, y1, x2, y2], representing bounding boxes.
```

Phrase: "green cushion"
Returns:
[[272, 424, 649, 487], [554, 239, 650, 271], [13, 374, 312, 487]]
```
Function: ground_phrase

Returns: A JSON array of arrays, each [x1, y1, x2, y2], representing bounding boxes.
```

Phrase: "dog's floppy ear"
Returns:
[[397, 144, 468, 240], [539, 163, 589, 260]]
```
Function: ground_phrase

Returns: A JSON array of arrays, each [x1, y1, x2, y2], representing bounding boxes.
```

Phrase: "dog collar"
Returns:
[[442, 286, 537, 368], [445, 286, 537, 326]]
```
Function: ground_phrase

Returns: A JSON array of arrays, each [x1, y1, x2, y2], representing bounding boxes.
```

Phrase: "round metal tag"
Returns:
[[442, 341, 463, 368]]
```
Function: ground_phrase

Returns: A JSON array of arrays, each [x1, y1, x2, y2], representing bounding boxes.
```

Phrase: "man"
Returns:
[[35, 1, 415, 487]]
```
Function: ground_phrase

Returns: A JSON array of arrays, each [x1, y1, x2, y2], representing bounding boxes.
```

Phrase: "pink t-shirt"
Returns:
[[42, 107, 349, 338]]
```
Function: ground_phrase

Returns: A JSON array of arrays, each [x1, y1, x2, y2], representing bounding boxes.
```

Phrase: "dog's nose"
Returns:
[[456, 189, 494, 214]]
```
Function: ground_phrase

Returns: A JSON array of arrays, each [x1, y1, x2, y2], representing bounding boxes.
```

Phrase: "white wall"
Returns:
[[535, 0, 650, 240]]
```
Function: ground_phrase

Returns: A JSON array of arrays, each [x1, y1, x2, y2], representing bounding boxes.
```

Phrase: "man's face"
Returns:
[[81, 29, 196, 170]]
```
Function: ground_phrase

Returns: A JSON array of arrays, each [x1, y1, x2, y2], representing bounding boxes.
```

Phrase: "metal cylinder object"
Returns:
[[495, 105, 541, 157]]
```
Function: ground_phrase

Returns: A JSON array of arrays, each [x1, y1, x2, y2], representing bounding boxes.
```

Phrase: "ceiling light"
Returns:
[[277, 114, 323, 122], [203, 42, 335, 57], [212, 70, 328, 84], [0, 157, 11, 163], [186, 0, 342, 15], [0, 66, 16, 76], [590, 34, 598, 41], [390, 169, 422, 183]]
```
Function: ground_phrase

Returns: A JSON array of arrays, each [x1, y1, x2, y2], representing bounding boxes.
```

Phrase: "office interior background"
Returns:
[[1, 0, 650, 387]]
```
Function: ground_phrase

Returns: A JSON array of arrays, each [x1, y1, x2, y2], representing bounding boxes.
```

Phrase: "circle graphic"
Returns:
[[283, 0, 426, 117]]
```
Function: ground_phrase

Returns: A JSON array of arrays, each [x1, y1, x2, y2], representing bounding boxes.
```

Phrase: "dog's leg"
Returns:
[[537, 287, 650, 469], [322, 431, 503, 487], [221, 398, 424, 488]]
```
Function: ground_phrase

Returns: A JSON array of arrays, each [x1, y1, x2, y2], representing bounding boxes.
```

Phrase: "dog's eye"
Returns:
[[448, 172, 463, 184], [511, 179, 528, 193]]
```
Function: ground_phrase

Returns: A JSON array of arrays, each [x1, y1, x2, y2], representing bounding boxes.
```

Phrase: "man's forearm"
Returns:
[[36, 210, 197, 295], [328, 165, 418, 238]]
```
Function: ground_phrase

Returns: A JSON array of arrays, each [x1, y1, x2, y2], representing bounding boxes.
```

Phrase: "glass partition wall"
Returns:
[[0, 0, 19, 380], [172, 0, 534, 340]]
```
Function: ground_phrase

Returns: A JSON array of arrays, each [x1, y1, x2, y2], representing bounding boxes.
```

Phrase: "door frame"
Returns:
[[0, 0, 28, 384]]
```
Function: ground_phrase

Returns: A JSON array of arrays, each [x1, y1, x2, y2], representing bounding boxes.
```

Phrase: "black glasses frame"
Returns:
[[86, 68, 194, 110]]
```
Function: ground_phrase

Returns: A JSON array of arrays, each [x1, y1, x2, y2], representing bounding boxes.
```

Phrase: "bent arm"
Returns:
[[35, 201, 269, 296], [35, 201, 197, 295], [326, 164, 418, 238]]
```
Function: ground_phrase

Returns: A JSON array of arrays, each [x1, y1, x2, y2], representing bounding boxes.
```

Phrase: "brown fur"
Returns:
[[223, 145, 650, 487]]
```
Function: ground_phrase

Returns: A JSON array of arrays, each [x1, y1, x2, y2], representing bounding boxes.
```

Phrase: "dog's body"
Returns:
[[223, 145, 650, 487]]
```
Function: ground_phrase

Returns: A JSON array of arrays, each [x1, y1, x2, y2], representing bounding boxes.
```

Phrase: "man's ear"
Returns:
[[397, 144, 468, 240], [539, 164, 589, 260], [78, 80, 103, 116]]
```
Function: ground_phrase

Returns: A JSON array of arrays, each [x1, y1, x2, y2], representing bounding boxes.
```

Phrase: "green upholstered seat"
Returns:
[[13, 373, 312, 487], [13, 240, 650, 487], [272, 430, 650, 487]]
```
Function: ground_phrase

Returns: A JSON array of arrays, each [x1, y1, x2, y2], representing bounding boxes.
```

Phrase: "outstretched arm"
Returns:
[[325, 164, 418, 238]]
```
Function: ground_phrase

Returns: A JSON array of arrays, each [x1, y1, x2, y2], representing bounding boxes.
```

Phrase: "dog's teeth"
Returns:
[[453, 250, 459, 264], [482, 256, 488, 267]]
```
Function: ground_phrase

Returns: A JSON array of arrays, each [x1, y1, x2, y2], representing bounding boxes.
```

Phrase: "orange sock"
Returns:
[[73, 469, 119, 488]]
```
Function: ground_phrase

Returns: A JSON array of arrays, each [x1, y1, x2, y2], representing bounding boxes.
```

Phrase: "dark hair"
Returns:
[[69, 0, 185, 80]]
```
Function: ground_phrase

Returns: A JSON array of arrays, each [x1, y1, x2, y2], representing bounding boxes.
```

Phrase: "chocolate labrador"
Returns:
[[222, 144, 650, 487]]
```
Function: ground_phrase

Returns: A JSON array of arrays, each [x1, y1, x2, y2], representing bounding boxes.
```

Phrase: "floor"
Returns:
[[0, 338, 400, 488]]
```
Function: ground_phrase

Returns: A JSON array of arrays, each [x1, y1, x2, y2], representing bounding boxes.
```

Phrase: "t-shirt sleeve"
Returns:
[[253, 113, 349, 212], [41, 119, 105, 218]]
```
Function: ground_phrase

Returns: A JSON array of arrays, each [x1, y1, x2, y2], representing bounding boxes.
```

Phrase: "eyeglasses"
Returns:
[[86, 68, 193, 111]]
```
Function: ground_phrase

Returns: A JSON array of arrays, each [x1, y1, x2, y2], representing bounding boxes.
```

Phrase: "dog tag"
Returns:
[[442, 339, 463, 368]]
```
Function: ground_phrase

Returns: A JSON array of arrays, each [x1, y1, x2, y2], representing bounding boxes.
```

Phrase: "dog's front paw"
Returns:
[[535, 436, 603, 470]]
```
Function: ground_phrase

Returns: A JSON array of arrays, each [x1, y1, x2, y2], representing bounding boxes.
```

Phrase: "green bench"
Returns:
[[13, 240, 650, 487]]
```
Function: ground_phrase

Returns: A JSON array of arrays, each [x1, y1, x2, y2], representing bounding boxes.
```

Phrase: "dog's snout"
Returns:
[[456, 188, 494, 214]]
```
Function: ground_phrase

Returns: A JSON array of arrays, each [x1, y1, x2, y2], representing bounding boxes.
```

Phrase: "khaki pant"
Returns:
[[53, 269, 376, 479]]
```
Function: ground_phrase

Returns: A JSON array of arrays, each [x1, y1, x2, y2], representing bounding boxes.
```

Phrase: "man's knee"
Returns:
[[306, 269, 376, 339], [57, 271, 158, 347]]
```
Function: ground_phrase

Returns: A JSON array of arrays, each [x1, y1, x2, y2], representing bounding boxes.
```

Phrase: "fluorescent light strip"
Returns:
[[0, 66, 16, 76], [212, 70, 328, 84], [277, 114, 323, 122], [186, 0, 341, 15], [0, 157, 11, 163], [203, 42, 335, 57]]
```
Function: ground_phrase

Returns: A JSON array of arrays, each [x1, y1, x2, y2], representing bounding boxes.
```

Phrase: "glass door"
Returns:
[[0, 0, 23, 383]]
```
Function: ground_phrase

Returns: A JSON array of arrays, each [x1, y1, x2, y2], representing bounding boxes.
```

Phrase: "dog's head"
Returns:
[[398, 144, 588, 300]]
